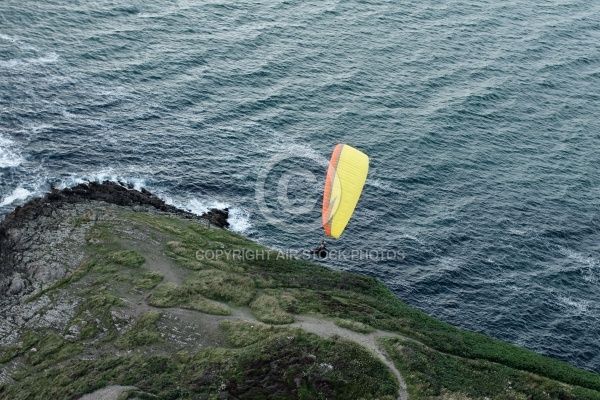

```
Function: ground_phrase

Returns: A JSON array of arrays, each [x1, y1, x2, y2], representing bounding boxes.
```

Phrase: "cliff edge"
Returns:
[[0, 183, 599, 400]]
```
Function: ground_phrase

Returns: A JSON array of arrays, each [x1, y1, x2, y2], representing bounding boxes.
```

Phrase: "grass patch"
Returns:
[[24, 333, 83, 369], [184, 295, 231, 315], [0, 324, 398, 400], [0, 331, 83, 381], [0, 345, 23, 364], [133, 271, 163, 291], [0, 354, 185, 399], [220, 321, 285, 348], [67, 294, 125, 341], [334, 318, 375, 334], [186, 322, 398, 399], [0, 331, 41, 364], [382, 337, 600, 399], [105, 250, 145, 269], [186, 269, 255, 306], [115, 311, 163, 349], [148, 281, 232, 315], [250, 294, 294, 324], [148, 282, 191, 308]]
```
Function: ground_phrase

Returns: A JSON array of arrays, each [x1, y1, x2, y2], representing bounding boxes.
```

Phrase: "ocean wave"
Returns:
[[0, 33, 16, 43], [53, 172, 147, 192], [181, 198, 252, 234], [557, 294, 594, 317], [0, 167, 252, 235], [365, 178, 403, 194], [0, 53, 59, 69], [1, 171, 149, 217], [0, 187, 32, 207], [559, 246, 599, 284], [0, 135, 24, 168]]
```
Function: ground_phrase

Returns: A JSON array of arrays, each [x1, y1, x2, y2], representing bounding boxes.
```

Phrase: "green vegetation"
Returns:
[[133, 271, 164, 291], [129, 212, 600, 394], [334, 318, 375, 334], [187, 269, 256, 305], [115, 311, 163, 349], [2, 209, 600, 399], [105, 250, 145, 268], [250, 293, 294, 324], [148, 282, 186, 307], [67, 293, 125, 341], [0, 322, 397, 400], [184, 294, 231, 315], [148, 281, 231, 315], [0, 331, 83, 382], [382, 337, 600, 400], [23, 333, 83, 370], [0, 331, 45, 364], [221, 321, 284, 348]]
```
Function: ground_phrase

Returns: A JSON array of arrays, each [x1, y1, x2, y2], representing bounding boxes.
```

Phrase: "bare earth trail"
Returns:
[[79, 386, 138, 400], [226, 308, 410, 400], [82, 304, 411, 400], [117, 220, 411, 400], [109, 212, 411, 400], [0, 196, 409, 400], [6, 186, 600, 400], [290, 315, 409, 400]]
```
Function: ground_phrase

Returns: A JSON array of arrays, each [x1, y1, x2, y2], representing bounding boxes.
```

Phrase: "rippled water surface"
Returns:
[[1, 0, 599, 372]]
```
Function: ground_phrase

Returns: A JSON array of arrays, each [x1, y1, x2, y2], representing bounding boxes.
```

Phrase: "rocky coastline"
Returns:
[[0, 182, 229, 350], [1, 182, 599, 399], [0, 181, 228, 293]]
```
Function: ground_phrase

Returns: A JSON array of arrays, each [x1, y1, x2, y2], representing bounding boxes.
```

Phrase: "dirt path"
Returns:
[[290, 315, 409, 400], [227, 309, 410, 400], [80, 212, 411, 400], [79, 385, 137, 400]]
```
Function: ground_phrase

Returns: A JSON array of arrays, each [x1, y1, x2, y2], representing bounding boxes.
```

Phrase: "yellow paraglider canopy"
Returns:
[[322, 144, 369, 238]]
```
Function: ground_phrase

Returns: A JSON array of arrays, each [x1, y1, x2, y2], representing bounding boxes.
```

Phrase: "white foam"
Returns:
[[0, 135, 24, 168], [366, 178, 403, 194], [0, 59, 19, 68], [30, 52, 59, 64], [508, 228, 527, 236], [0, 53, 59, 69], [56, 172, 147, 192], [560, 246, 598, 268], [557, 294, 593, 317], [0, 187, 32, 207], [399, 233, 425, 244], [1, 164, 251, 234], [183, 198, 228, 214], [227, 207, 252, 233], [559, 246, 599, 284], [30, 124, 54, 134], [0, 33, 16, 43], [183, 198, 252, 234]]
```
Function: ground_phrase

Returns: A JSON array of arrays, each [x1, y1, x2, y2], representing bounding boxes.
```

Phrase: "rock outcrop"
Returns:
[[0, 181, 228, 298]]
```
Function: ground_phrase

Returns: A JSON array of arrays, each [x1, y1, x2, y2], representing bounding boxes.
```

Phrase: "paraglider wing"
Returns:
[[322, 144, 369, 238]]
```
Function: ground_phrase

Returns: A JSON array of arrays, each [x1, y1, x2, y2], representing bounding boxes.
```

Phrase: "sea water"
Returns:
[[1, 0, 599, 372]]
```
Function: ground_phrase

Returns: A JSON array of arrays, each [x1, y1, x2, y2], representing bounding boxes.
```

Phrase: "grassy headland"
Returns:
[[0, 198, 599, 399]]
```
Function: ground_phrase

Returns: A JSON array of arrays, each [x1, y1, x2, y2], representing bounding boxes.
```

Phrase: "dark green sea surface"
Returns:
[[1, 0, 599, 372]]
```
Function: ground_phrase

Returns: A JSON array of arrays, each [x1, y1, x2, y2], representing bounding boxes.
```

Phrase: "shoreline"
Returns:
[[0, 183, 599, 398], [0, 181, 229, 273], [0, 181, 230, 305]]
